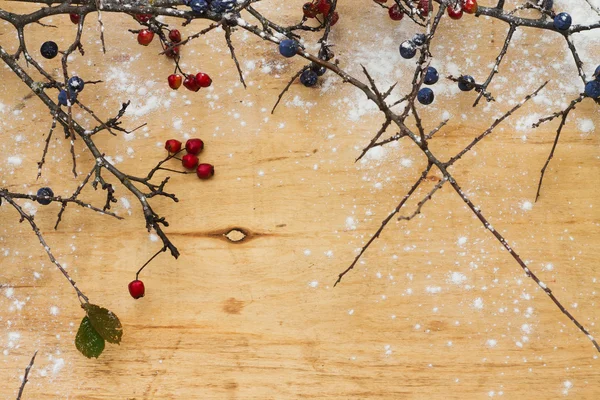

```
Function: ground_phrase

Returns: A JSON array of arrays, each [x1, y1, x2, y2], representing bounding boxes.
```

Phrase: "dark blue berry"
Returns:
[[58, 89, 77, 106], [279, 39, 299, 58], [584, 80, 600, 98], [36, 187, 54, 205], [553, 12, 571, 31], [209, 0, 236, 13], [412, 34, 427, 46], [189, 0, 208, 13], [423, 66, 439, 85], [40, 41, 58, 59], [300, 69, 318, 87], [594, 65, 600, 80], [417, 88, 434, 105], [68, 76, 85, 93], [458, 75, 475, 91], [399, 40, 417, 59], [310, 63, 327, 76]]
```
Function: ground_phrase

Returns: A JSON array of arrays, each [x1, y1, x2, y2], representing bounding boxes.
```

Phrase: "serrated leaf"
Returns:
[[75, 316, 105, 359], [83, 303, 123, 344]]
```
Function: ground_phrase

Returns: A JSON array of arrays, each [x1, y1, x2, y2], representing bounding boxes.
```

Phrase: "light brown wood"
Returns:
[[1, 1, 599, 398]]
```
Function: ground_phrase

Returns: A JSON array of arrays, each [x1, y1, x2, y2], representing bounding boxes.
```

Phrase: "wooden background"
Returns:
[[1, 0, 599, 398]]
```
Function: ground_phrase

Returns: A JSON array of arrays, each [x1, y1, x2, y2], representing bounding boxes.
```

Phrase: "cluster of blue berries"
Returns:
[[584, 65, 600, 99], [188, 0, 235, 14], [278, 40, 330, 88], [399, 33, 426, 60], [36, 187, 54, 205], [58, 76, 85, 106], [416, 66, 438, 105]]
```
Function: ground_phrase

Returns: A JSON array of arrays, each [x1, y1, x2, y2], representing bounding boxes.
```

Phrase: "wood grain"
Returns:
[[1, 1, 599, 398]]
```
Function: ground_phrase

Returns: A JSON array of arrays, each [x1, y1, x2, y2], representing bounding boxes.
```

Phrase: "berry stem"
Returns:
[[136, 247, 167, 280]]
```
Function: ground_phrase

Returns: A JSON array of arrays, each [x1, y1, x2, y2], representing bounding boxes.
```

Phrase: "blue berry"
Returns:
[[68, 76, 85, 93], [423, 66, 439, 85], [399, 40, 417, 59], [189, 0, 208, 13], [458, 75, 475, 91], [594, 65, 600, 80], [417, 88, 434, 105], [279, 39, 299, 58], [584, 80, 600, 98], [310, 63, 327, 76], [58, 89, 77, 106], [553, 12, 571, 31], [36, 187, 54, 205], [412, 33, 427, 46], [40, 41, 58, 59], [209, 0, 236, 13], [300, 69, 318, 87]]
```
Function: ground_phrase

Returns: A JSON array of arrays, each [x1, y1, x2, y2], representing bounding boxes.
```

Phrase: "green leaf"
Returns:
[[83, 303, 123, 344], [75, 316, 105, 359]]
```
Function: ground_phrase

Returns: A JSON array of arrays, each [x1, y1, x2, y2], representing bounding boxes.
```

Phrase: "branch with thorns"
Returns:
[[0, 0, 599, 366]]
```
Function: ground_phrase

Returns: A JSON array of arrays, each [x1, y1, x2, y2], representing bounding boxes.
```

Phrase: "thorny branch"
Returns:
[[0, 0, 598, 358], [15, 351, 37, 400]]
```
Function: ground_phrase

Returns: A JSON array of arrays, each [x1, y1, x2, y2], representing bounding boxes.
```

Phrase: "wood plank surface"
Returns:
[[1, 1, 599, 398]]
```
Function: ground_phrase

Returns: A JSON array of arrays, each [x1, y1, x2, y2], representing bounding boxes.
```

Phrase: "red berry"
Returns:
[[168, 29, 182, 43], [137, 29, 154, 46], [196, 163, 214, 180], [185, 138, 204, 155], [447, 5, 463, 19], [330, 11, 339, 26], [303, 2, 319, 18], [316, 0, 331, 16], [128, 280, 145, 299], [388, 4, 404, 20], [135, 14, 152, 23], [165, 44, 180, 59], [165, 139, 182, 153], [418, 0, 429, 16], [168, 74, 183, 90], [183, 75, 200, 92], [462, 0, 478, 14], [182, 154, 199, 170], [195, 72, 212, 88], [69, 13, 80, 24]]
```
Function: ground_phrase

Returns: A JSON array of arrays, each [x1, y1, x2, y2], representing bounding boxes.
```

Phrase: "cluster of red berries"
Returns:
[[168, 72, 212, 92], [165, 138, 215, 179], [302, 0, 339, 25], [446, 0, 478, 19]]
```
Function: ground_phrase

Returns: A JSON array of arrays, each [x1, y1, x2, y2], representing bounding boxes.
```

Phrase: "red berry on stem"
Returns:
[[137, 29, 155, 46], [185, 138, 204, 155], [418, 0, 429, 17], [165, 139, 182, 153], [388, 4, 404, 20], [303, 3, 319, 18], [462, 0, 478, 14], [195, 72, 212, 88], [128, 280, 145, 299], [182, 154, 199, 170], [168, 29, 182, 43], [316, 0, 331, 16], [447, 5, 463, 19], [168, 74, 183, 90], [165, 44, 180, 59], [183, 75, 200, 92], [135, 14, 152, 23], [330, 11, 339, 26], [196, 163, 214, 180], [69, 13, 80, 24]]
